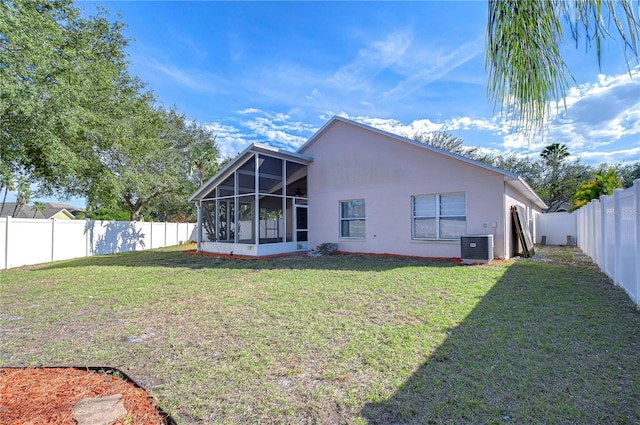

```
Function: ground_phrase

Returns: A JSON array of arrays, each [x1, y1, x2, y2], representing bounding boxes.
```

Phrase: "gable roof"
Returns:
[[0, 202, 83, 219], [189, 142, 313, 202], [297, 116, 547, 209], [44, 203, 85, 217], [0, 203, 44, 218]]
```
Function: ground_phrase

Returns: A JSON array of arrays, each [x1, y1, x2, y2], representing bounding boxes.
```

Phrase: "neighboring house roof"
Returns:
[[43, 203, 85, 218], [297, 116, 547, 210], [546, 201, 570, 213], [0, 203, 44, 218], [0, 202, 84, 219], [190, 142, 313, 202]]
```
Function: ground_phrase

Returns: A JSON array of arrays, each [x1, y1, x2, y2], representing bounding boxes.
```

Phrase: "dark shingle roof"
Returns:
[[0, 202, 85, 219]]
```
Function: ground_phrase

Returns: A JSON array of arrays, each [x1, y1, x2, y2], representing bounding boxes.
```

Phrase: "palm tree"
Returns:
[[12, 177, 32, 217], [31, 201, 46, 218], [540, 143, 570, 165], [0, 171, 14, 216], [539, 143, 571, 210], [486, 0, 639, 132], [190, 136, 219, 187]]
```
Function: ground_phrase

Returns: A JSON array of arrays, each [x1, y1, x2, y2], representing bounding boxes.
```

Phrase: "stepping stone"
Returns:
[[72, 394, 127, 425]]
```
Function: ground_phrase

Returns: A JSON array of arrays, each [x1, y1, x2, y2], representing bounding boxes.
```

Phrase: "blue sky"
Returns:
[[11, 1, 640, 207]]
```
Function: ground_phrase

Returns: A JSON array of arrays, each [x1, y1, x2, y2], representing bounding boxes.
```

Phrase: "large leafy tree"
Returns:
[[88, 107, 219, 221], [1, 0, 135, 197], [413, 130, 492, 163], [87, 107, 183, 221], [487, 0, 640, 131], [2, 1, 217, 222], [619, 162, 640, 188], [190, 127, 219, 187], [413, 132, 595, 210]]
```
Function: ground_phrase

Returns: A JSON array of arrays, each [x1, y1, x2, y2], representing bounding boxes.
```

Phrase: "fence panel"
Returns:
[[0, 218, 6, 270], [1, 218, 195, 269], [537, 212, 576, 245], [151, 222, 166, 249], [8, 218, 54, 269], [617, 190, 637, 304], [576, 179, 639, 307], [52, 220, 87, 262], [602, 196, 616, 280], [165, 223, 178, 247]]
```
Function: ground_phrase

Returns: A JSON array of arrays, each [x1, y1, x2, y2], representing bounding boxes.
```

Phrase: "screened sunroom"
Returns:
[[189, 143, 312, 256]]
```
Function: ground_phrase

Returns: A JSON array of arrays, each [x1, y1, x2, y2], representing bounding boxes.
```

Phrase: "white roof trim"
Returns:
[[297, 116, 547, 209], [189, 143, 312, 202]]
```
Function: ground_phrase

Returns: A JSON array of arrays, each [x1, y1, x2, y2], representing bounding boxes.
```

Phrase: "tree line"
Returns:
[[1, 0, 220, 221], [414, 131, 640, 211]]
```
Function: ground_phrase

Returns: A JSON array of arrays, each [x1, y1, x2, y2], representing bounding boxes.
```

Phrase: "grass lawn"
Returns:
[[1, 246, 638, 424]]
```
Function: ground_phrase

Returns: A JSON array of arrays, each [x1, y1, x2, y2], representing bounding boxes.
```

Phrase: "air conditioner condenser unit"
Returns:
[[460, 234, 494, 265]]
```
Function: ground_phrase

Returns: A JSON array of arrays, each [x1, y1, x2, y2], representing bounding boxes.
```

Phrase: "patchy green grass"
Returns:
[[1, 246, 638, 424]]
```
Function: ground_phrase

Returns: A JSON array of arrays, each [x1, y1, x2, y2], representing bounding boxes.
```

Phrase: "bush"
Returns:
[[315, 242, 338, 255]]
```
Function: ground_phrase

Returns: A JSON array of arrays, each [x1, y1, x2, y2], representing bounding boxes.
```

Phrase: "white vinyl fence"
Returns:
[[576, 179, 640, 308], [0, 217, 196, 270], [537, 212, 577, 246]]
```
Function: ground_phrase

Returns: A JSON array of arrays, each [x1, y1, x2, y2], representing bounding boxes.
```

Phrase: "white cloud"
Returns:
[[384, 34, 485, 99], [153, 64, 210, 91], [237, 108, 262, 115], [446, 116, 501, 132], [205, 109, 319, 158], [577, 145, 640, 164], [203, 122, 255, 159], [328, 30, 413, 92], [490, 67, 640, 164], [337, 113, 502, 140], [203, 67, 639, 166]]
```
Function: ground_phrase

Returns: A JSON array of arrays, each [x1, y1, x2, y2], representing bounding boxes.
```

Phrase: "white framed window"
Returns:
[[412, 192, 466, 240], [340, 199, 365, 239]]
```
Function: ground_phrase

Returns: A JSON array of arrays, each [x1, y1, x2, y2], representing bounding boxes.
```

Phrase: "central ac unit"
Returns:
[[460, 235, 494, 265]]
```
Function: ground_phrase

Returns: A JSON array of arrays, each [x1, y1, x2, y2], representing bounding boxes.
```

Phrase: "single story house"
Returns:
[[189, 116, 546, 260]]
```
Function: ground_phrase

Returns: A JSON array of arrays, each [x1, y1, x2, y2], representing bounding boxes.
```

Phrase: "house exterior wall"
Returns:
[[50, 210, 73, 220], [304, 121, 509, 259], [504, 184, 543, 258]]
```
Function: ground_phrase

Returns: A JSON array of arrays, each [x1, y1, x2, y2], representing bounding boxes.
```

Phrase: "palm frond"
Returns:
[[486, 0, 640, 133]]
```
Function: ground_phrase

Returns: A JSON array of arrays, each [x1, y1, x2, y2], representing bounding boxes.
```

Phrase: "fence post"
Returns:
[[85, 219, 90, 257], [4, 216, 10, 270], [613, 189, 623, 286], [635, 179, 640, 307], [600, 198, 607, 275], [51, 218, 56, 263]]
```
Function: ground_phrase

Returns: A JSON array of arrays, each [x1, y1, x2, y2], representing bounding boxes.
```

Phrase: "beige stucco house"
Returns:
[[190, 116, 546, 260]]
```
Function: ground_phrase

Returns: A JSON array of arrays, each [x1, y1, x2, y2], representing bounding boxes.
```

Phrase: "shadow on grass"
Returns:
[[33, 247, 460, 272], [361, 260, 640, 424]]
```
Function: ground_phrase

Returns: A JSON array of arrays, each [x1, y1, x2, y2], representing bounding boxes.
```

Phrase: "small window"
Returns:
[[413, 193, 465, 240], [340, 199, 365, 239]]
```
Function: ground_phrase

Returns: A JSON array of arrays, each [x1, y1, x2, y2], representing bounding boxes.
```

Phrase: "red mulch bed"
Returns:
[[0, 367, 168, 424], [185, 248, 466, 263]]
